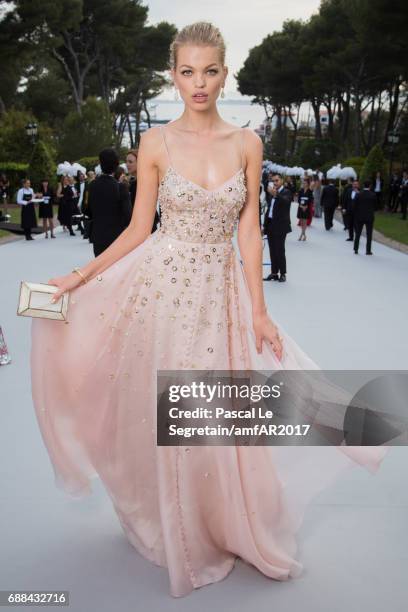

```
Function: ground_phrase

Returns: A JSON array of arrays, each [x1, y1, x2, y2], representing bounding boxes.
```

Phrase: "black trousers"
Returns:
[[324, 205, 335, 230], [354, 218, 373, 253], [401, 197, 407, 220], [346, 212, 354, 239], [266, 231, 287, 275], [389, 192, 399, 211], [93, 241, 112, 257]]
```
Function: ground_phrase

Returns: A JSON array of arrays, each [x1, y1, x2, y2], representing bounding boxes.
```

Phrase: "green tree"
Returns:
[[28, 140, 56, 188], [58, 96, 113, 159], [360, 143, 387, 185], [0, 4, 33, 114], [237, 21, 305, 160], [20, 62, 73, 128], [298, 138, 339, 168], [0, 109, 55, 162], [4, 0, 173, 117]]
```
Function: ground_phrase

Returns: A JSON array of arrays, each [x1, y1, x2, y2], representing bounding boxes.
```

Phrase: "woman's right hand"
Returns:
[[48, 272, 84, 303]]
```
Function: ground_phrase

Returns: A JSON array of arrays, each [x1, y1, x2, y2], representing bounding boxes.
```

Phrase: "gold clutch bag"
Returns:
[[17, 281, 69, 321]]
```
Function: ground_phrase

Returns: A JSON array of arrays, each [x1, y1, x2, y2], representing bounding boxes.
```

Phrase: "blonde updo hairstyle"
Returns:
[[169, 21, 227, 70]]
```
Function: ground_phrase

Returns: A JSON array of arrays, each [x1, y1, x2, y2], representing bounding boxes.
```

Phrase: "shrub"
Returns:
[[360, 144, 387, 184], [342, 156, 366, 178], [77, 157, 100, 171], [0, 162, 29, 198], [0, 108, 56, 163], [28, 141, 56, 189]]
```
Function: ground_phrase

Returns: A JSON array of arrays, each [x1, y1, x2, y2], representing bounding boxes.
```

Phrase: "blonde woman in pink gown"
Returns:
[[30, 22, 388, 598]]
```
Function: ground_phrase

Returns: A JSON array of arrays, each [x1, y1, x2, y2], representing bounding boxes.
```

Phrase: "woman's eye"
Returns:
[[180, 69, 219, 76]]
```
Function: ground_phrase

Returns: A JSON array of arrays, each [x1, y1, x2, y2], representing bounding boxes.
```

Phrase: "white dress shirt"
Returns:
[[17, 187, 34, 205], [268, 185, 284, 218], [77, 181, 85, 211]]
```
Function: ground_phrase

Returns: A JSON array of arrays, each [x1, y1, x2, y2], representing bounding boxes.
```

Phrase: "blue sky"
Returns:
[[144, 0, 322, 96]]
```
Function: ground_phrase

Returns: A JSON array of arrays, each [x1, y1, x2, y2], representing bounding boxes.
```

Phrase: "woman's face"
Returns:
[[126, 153, 137, 175], [63, 176, 69, 186], [171, 45, 227, 110]]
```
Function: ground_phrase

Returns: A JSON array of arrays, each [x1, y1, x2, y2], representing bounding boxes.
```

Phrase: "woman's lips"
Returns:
[[192, 94, 208, 102]]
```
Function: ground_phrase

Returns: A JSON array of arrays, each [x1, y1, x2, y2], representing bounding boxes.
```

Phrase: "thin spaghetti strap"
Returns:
[[240, 127, 245, 169], [160, 126, 172, 166]]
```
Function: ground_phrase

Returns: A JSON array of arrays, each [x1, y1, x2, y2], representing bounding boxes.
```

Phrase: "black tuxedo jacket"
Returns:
[[342, 185, 359, 213], [263, 187, 292, 234], [353, 189, 376, 221], [88, 174, 131, 244], [321, 184, 339, 208], [373, 176, 384, 191], [341, 184, 352, 210]]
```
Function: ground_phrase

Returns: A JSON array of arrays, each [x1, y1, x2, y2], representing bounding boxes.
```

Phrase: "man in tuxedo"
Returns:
[[341, 178, 352, 231], [88, 148, 132, 257], [321, 179, 339, 230], [400, 171, 408, 220], [353, 180, 376, 255], [342, 179, 359, 241], [389, 173, 401, 212], [262, 173, 292, 283], [373, 171, 384, 210]]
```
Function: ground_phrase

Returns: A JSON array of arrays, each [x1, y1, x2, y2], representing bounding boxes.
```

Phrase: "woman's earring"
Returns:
[[174, 87, 179, 100], [221, 87, 225, 99]]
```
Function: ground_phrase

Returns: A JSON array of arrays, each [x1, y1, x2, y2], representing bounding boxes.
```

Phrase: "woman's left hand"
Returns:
[[252, 311, 283, 360]]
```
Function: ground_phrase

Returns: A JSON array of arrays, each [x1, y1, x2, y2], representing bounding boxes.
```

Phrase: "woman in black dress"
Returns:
[[297, 178, 314, 241], [16, 178, 37, 240], [56, 175, 75, 235], [37, 178, 55, 239]]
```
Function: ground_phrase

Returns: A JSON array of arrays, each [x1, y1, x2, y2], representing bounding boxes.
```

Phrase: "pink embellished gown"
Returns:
[[30, 127, 388, 597]]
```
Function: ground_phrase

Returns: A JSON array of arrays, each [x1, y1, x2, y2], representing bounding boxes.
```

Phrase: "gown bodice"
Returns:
[[157, 127, 247, 244]]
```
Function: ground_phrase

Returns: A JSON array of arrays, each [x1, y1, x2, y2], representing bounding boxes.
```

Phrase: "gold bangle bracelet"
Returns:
[[72, 267, 88, 284]]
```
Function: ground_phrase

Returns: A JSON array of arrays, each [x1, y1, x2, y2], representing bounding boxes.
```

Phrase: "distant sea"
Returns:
[[121, 99, 268, 146]]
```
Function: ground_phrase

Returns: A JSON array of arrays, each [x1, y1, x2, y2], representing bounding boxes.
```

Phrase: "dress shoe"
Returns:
[[278, 274, 286, 282], [346, 238, 353, 241], [366, 251, 373, 255], [354, 249, 358, 254], [69, 231, 75, 236], [263, 273, 279, 281]]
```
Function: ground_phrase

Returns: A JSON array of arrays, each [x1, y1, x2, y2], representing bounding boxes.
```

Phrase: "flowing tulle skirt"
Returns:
[[30, 228, 388, 597]]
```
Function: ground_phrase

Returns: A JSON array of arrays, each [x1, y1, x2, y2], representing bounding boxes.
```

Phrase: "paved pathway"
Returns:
[[0, 211, 407, 611]]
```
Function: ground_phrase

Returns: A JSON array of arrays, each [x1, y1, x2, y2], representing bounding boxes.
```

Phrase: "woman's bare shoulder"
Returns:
[[139, 125, 163, 147], [240, 127, 263, 168], [138, 126, 164, 166], [241, 126, 262, 145]]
